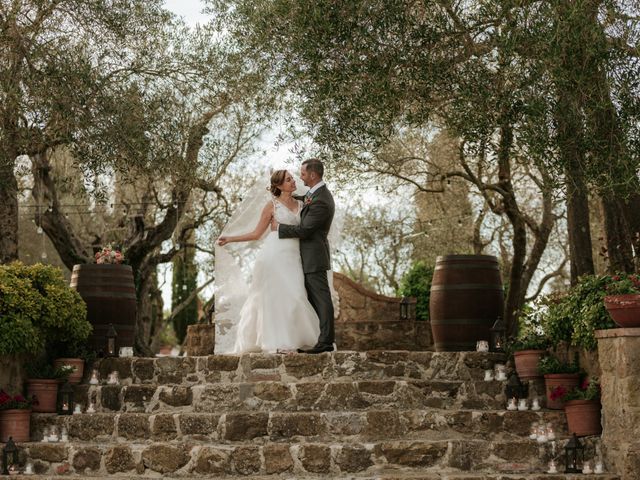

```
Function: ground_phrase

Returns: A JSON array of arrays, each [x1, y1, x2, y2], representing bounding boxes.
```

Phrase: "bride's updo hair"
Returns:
[[269, 169, 287, 197]]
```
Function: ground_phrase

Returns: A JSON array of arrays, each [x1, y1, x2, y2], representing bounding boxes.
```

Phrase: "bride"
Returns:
[[216, 170, 320, 353]]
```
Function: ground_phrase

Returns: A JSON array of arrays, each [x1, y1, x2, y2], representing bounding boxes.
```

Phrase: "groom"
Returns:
[[271, 158, 335, 353]]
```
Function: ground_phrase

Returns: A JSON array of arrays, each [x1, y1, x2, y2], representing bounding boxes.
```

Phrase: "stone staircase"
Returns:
[[16, 351, 617, 478]]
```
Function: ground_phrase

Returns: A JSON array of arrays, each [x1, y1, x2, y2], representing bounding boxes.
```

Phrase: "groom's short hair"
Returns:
[[303, 158, 324, 178]]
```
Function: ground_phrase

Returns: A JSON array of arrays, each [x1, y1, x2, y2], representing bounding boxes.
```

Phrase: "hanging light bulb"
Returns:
[[37, 226, 43, 234], [182, 284, 187, 291]]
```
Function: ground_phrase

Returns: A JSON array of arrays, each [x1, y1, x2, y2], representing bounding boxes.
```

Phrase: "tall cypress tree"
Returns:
[[171, 240, 199, 344]]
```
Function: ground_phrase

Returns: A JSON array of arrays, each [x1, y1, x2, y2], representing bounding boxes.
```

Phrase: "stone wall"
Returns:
[[333, 272, 432, 351], [0, 354, 26, 395], [596, 327, 640, 479]]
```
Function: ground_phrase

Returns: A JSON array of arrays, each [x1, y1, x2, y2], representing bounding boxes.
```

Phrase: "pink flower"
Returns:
[[581, 378, 590, 390], [549, 386, 567, 401]]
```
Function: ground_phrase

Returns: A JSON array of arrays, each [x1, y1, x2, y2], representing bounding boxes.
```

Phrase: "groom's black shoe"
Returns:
[[297, 343, 334, 354]]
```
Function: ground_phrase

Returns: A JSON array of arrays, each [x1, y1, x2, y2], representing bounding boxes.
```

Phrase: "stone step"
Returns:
[[30, 409, 569, 444], [14, 438, 605, 477], [71, 378, 512, 413], [1, 474, 620, 480], [90, 351, 507, 386]]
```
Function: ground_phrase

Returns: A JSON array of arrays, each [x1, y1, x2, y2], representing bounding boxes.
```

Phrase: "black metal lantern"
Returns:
[[505, 372, 528, 400], [490, 316, 506, 352], [2, 437, 18, 475], [565, 433, 584, 473], [106, 323, 118, 357], [57, 381, 75, 416]]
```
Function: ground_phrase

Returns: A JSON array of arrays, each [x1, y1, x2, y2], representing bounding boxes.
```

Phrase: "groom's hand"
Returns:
[[270, 218, 278, 231]]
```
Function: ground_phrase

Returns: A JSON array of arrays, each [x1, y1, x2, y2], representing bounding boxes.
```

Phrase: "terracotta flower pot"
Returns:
[[54, 358, 85, 384], [0, 409, 31, 442], [544, 373, 581, 410], [513, 350, 546, 380], [604, 294, 640, 328], [564, 399, 602, 437], [26, 379, 59, 413]]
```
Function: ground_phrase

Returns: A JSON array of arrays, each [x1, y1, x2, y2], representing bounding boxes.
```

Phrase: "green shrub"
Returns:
[[398, 262, 434, 321], [538, 355, 582, 375], [540, 275, 617, 351], [0, 262, 90, 356]]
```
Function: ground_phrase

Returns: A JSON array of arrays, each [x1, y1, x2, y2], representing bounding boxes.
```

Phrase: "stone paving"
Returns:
[[8, 351, 618, 478]]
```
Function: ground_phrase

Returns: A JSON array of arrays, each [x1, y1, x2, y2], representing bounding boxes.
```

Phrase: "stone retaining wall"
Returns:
[[596, 327, 640, 480], [333, 272, 431, 351]]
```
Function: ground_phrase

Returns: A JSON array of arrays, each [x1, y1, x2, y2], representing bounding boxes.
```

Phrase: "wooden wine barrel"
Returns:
[[70, 264, 137, 352], [429, 255, 504, 352]]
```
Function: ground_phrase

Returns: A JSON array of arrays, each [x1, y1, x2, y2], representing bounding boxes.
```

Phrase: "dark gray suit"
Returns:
[[279, 185, 335, 346]]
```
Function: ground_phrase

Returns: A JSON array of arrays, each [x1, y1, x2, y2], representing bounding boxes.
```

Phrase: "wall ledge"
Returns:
[[595, 328, 640, 339]]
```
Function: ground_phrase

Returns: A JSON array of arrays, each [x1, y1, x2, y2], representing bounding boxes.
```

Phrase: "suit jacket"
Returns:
[[279, 185, 335, 273]]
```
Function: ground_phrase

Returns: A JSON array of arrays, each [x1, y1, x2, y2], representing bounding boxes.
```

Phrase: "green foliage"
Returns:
[[506, 303, 551, 353], [0, 262, 90, 356], [537, 355, 581, 375], [398, 262, 434, 321], [26, 361, 74, 381], [540, 274, 619, 351]]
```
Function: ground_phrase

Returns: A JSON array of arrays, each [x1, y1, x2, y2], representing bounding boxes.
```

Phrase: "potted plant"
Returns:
[[0, 389, 33, 442], [603, 273, 640, 328], [26, 362, 73, 413], [562, 377, 602, 437], [509, 333, 550, 380], [52, 342, 96, 385], [538, 355, 582, 410]]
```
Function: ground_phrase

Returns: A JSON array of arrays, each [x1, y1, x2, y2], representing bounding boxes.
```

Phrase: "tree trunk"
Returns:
[[0, 158, 19, 263], [551, 31, 595, 284], [565, 168, 595, 283], [601, 193, 634, 273], [496, 120, 526, 336]]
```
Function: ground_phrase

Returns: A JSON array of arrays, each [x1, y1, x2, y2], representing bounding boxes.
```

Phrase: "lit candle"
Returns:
[[507, 398, 517, 410], [531, 398, 541, 410], [594, 461, 604, 474], [583, 461, 592, 474], [529, 422, 538, 440], [87, 402, 96, 414], [89, 370, 100, 385], [546, 423, 556, 440], [536, 425, 547, 443], [547, 459, 558, 473], [484, 369, 494, 381]]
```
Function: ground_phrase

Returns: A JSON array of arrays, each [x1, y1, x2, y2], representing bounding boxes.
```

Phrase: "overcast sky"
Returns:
[[164, 0, 210, 26]]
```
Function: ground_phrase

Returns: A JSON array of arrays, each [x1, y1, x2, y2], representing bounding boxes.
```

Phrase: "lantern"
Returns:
[[490, 316, 506, 352], [565, 433, 584, 473], [106, 323, 118, 357], [2, 437, 18, 475], [505, 372, 528, 400], [57, 381, 75, 416]]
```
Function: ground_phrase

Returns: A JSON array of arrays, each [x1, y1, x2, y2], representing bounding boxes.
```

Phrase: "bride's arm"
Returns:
[[217, 202, 274, 246]]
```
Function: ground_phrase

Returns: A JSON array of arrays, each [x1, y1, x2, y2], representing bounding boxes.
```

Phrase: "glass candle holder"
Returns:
[[89, 369, 100, 385], [547, 459, 558, 473], [484, 369, 494, 381], [531, 397, 541, 411], [506, 398, 517, 410], [518, 398, 528, 411]]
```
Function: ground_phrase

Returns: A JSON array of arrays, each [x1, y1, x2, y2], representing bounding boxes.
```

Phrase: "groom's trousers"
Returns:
[[304, 271, 335, 346]]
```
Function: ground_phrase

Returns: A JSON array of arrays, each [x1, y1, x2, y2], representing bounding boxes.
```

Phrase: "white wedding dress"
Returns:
[[230, 199, 321, 353]]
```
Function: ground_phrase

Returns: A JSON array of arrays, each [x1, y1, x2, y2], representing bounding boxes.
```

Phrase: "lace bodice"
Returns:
[[273, 199, 302, 226]]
